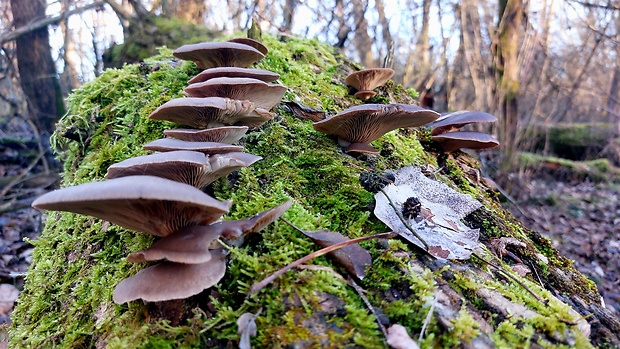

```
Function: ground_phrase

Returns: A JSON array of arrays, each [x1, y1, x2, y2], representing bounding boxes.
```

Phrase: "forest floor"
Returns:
[[0, 116, 618, 343]]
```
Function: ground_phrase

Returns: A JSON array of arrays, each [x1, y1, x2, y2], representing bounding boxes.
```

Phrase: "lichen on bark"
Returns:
[[10, 35, 619, 348]]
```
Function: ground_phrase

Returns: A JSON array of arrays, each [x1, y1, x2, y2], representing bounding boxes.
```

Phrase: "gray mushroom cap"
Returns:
[[345, 68, 395, 101], [427, 111, 498, 135], [113, 249, 228, 304], [183, 77, 287, 110], [227, 38, 269, 55], [149, 97, 274, 129], [164, 126, 249, 144], [431, 131, 500, 152], [126, 200, 293, 264], [313, 104, 440, 153], [188, 67, 280, 85], [31, 175, 231, 236], [105, 151, 261, 188], [173, 42, 265, 69], [143, 138, 244, 155]]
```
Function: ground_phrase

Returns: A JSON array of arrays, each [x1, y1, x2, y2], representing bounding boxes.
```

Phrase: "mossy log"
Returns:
[[10, 36, 620, 348]]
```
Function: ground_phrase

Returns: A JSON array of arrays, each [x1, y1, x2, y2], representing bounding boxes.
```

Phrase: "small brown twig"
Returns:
[[379, 189, 429, 250], [472, 253, 547, 304], [347, 276, 388, 339], [0, 151, 44, 199], [249, 223, 395, 295]]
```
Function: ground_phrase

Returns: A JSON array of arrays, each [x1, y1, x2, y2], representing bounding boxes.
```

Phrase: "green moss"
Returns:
[[10, 34, 603, 348], [515, 152, 620, 182]]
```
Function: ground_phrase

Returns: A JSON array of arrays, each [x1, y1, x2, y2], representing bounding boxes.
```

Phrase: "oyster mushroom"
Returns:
[[113, 249, 228, 304], [227, 37, 269, 55], [173, 41, 264, 69], [188, 67, 280, 85], [105, 151, 261, 188], [183, 77, 287, 110], [427, 111, 498, 135], [431, 131, 500, 152], [143, 138, 243, 155], [313, 103, 439, 154], [164, 126, 249, 144], [345, 68, 395, 101], [31, 175, 231, 236], [126, 200, 292, 264], [149, 97, 275, 129]]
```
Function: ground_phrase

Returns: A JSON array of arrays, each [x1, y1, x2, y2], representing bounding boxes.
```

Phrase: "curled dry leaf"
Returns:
[[237, 311, 260, 349], [510, 263, 531, 277], [489, 237, 526, 259], [386, 324, 420, 349], [374, 166, 482, 260]]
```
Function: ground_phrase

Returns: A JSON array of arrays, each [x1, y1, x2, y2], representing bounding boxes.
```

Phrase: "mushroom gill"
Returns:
[[431, 131, 500, 152], [164, 126, 249, 144], [188, 67, 280, 85], [143, 138, 244, 155], [345, 68, 395, 101], [183, 77, 287, 110]]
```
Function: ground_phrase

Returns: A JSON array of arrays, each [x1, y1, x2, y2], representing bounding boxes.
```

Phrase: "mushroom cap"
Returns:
[[149, 97, 275, 129], [126, 200, 293, 264], [345, 68, 395, 100], [113, 249, 227, 304], [173, 42, 265, 69], [31, 176, 231, 236], [143, 138, 244, 155], [427, 111, 498, 135], [227, 38, 269, 55], [105, 151, 261, 188], [431, 131, 500, 152], [183, 77, 287, 110], [164, 126, 249, 143], [313, 104, 440, 153], [188, 67, 280, 85]]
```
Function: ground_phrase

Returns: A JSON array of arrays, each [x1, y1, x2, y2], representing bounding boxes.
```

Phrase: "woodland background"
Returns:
[[0, 0, 619, 341]]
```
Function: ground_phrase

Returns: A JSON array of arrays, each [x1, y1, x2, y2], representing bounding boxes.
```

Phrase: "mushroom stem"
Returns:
[[249, 221, 394, 295], [379, 189, 430, 250]]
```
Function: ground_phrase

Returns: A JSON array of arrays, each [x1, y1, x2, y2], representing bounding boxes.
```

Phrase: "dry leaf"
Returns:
[[298, 229, 372, 279], [489, 237, 526, 259], [374, 166, 482, 260], [237, 311, 260, 349], [387, 324, 420, 349], [510, 263, 531, 277], [0, 284, 20, 315]]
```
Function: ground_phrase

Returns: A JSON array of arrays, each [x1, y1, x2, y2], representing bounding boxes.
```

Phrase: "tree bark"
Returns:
[[351, 0, 374, 67], [10, 0, 65, 135]]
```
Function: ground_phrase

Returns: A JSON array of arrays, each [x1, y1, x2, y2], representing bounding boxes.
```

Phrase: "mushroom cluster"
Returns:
[[32, 37, 292, 304], [426, 111, 499, 152], [313, 103, 440, 154]]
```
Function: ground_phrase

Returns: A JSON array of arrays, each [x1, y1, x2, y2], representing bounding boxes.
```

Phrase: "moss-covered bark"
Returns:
[[10, 36, 620, 348]]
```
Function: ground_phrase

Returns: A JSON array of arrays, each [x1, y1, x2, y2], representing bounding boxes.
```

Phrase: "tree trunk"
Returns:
[[161, 0, 205, 25], [495, 0, 523, 162], [351, 0, 374, 67], [282, 0, 298, 32], [10, 0, 65, 135]]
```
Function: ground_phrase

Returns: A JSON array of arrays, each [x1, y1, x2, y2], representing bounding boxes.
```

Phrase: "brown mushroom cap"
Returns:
[[164, 126, 248, 143], [126, 200, 293, 264], [313, 104, 440, 153], [31, 175, 231, 236], [149, 97, 275, 129], [427, 111, 498, 135], [143, 138, 244, 155], [173, 42, 265, 69], [431, 131, 500, 152], [188, 67, 280, 85], [183, 77, 287, 110], [228, 38, 269, 55], [113, 249, 227, 304], [105, 151, 261, 188], [345, 68, 395, 101]]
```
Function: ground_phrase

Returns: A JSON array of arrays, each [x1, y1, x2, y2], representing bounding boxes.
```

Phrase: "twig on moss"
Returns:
[[379, 189, 429, 250], [347, 276, 388, 339], [419, 296, 436, 342], [249, 221, 394, 295]]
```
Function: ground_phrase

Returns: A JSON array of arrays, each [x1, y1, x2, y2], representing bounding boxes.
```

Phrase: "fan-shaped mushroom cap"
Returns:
[[431, 131, 499, 152], [113, 249, 227, 304], [31, 176, 231, 236], [126, 200, 293, 264], [183, 77, 287, 110], [173, 42, 264, 69], [105, 151, 261, 188], [345, 68, 395, 101], [313, 104, 440, 153], [188, 67, 280, 85], [164, 126, 249, 144], [149, 97, 275, 129], [228, 38, 269, 55], [143, 138, 243, 155], [427, 111, 498, 135]]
